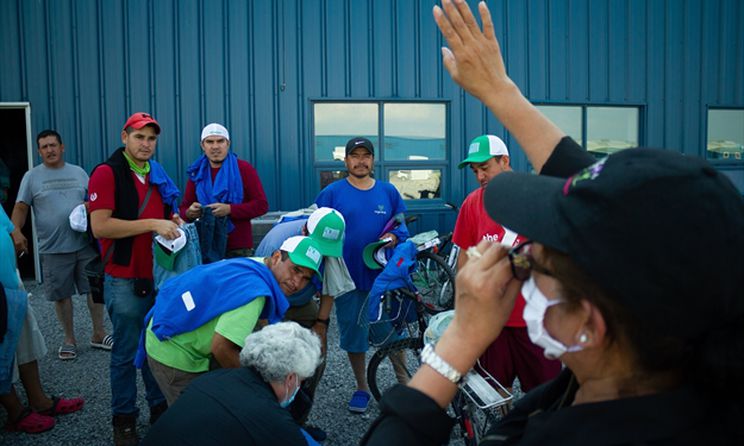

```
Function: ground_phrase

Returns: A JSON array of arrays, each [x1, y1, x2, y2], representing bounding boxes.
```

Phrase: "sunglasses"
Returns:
[[507, 241, 553, 281]]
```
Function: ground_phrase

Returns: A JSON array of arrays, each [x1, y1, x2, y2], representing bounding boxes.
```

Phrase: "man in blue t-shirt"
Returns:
[[315, 137, 409, 413]]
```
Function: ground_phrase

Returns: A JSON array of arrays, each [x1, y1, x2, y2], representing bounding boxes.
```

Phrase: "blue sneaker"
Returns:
[[348, 390, 371, 413]]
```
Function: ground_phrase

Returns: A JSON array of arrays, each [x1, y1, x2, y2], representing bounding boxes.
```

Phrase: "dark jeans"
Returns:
[[195, 207, 229, 264]]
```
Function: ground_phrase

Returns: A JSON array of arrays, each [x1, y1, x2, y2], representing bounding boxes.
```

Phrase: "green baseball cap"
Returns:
[[457, 134, 510, 168], [362, 238, 392, 270], [306, 207, 345, 257], [154, 228, 188, 271], [280, 236, 323, 277]]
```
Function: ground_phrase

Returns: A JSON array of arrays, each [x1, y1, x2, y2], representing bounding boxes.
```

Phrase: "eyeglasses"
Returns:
[[508, 241, 553, 281]]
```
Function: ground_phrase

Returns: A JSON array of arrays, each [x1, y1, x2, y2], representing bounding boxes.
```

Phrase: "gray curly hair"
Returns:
[[239, 322, 322, 383]]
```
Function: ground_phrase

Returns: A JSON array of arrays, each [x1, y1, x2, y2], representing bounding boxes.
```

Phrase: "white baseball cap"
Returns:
[[201, 123, 230, 142], [69, 203, 87, 232]]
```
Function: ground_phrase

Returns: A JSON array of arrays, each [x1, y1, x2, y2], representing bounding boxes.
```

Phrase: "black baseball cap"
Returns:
[[484, 148, 744, 341], [345, 137, 375, 156]]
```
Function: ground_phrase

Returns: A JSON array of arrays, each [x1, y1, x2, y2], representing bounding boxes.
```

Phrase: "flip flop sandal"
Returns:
[[38, 396, 85, 416], [5, 408, 55, 434], [90, 334, 114, 351], [58, 344, 77, 360]]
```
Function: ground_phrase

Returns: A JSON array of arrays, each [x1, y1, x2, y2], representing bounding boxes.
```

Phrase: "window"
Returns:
[[586, 107, 639, 155], [707, 108, 744, 161], [536, 105, 582, 143], [536, 105, 641, 157], [313, 101, 448, 201]]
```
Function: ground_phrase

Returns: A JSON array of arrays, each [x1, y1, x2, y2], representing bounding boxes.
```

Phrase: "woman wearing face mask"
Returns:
[[143, 322, 321, 445], [361, 1, 744, 445]]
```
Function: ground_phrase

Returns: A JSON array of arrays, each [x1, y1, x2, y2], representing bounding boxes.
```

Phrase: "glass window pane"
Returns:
[[319, 170, 348, 190], [586, 107, 639, 155], [314, 103, 378, 162], [536, 106, 582, 144], [383, 103, 446, 161], [388, 169, 441, 200], [707, 109, 744, 160]]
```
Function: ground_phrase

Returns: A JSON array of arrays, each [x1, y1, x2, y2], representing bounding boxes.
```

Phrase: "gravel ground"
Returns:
[[0, 281, 384, 445]]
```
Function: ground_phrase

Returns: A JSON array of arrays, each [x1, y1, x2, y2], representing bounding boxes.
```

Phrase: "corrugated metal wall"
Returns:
[[1, 0, 743, 234]]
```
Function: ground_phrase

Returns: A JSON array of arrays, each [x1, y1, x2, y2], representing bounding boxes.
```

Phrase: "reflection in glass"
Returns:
[[536, 106, 582, 144], [383, 104, 446, 161], [319, 170, 349, 190], [314, 103, 378, 161], [389, 169, 442, 200], [707, 109, 744, 160], [586, 107, 639, 155]]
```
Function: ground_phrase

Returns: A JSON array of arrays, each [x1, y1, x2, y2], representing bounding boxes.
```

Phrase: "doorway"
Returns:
[[0, 103, 36, 280]]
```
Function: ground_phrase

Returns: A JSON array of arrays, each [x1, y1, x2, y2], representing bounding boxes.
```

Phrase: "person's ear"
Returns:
[[271, 251, 282, 266], [576, 299, 607, 348], [121, 130, 128, 145]]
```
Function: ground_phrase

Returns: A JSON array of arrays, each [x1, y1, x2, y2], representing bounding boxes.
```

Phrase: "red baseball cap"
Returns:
[[122, 112, 161, 134]]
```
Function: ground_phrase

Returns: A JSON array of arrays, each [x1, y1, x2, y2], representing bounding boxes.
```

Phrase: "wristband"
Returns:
[[315, 318, 330, 326], [420, 343, 464, 385]]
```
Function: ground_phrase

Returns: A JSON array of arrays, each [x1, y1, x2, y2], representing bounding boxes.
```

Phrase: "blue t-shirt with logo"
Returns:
[[315, 179, 407, 291]]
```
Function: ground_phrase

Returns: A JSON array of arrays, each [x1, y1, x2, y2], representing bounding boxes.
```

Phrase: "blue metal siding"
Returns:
[[1, 0, 743, 237]]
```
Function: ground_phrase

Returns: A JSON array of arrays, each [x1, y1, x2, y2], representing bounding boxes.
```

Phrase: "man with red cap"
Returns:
[[88, 112, 182, 445]]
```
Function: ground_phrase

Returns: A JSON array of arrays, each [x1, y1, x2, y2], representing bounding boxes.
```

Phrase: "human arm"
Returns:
[[210, 333, 242, 368], [211, 297, 265, 368], [225, 161, 269, 221], [362, 241, 521, 443], [90, 209, 180, 240], [10, 201, 29, 254], [179, 180, 202, 221], [311, 294, 333, 355], [433, 0, 565, 173]]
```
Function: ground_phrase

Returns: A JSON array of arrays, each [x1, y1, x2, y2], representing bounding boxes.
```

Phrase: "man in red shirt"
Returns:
[[89, 112, 182, 446], [452, 134, 561, 392], [180, 123, 268, 259]]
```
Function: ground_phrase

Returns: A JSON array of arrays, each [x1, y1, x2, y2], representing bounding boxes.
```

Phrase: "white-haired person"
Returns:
[[362, 1, 743, 445], [142, 322, 322, 445]]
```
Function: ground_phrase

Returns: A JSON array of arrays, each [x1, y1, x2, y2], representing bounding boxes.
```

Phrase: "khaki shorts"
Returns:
[[12, 302, 48, 382], [41, 246, 98, 301]]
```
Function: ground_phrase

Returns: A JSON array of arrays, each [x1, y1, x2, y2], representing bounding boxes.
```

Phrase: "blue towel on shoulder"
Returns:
[[187, 153, 243, 232], [148, 159, 181, 212], [134, 258, 289, 368]]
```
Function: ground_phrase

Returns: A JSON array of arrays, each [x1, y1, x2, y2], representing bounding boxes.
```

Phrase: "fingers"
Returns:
[[479, 1, 496, 41], [433, 4, 462, 51], [454, 0, 481, 38]]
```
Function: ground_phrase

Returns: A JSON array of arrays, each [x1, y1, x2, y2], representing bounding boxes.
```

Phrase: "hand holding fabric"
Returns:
[[206, 203, 231, 218]]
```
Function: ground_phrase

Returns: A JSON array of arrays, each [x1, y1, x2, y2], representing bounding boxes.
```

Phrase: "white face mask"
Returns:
[[522, 277, 583, 359]]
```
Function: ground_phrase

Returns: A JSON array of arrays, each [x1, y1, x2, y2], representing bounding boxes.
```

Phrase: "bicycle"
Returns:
[[365, 286, 513, 445], [411, 231, 457, 313]]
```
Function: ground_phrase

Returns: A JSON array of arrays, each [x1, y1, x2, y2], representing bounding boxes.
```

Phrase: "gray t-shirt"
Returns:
[[17, 163, 90, 254]]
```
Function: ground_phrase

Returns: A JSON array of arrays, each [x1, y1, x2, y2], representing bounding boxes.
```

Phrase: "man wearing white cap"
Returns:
[[180, 123, 268, 260], [142, 235, 322, 406], [453, 134, 561, 394]]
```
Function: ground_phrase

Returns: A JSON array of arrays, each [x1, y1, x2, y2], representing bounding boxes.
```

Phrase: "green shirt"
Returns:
[[145, 297, 265, 373]]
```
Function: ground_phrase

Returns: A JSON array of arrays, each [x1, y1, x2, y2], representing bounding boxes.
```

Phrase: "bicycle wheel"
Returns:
[[412, 250, 456, 313], [452, 392, 499, 446], [367, 337, 424, 401]]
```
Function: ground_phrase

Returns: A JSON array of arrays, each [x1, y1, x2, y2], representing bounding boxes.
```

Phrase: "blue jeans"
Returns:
[[153, 223, 202, 290], [195, 206, 229, 264], [104, 275, 165, 416]]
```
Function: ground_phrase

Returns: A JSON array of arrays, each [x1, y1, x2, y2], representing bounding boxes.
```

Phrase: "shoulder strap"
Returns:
[[102, 185, 155, 265]]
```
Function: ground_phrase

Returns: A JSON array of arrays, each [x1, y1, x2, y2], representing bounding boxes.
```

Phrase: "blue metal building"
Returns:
[[1, 0, 743, 239]]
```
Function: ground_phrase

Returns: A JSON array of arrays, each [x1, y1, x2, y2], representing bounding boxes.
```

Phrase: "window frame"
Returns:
[[534, 102, 645, 155], [705, 105, 744, 165], [311, 99, 450, 208]]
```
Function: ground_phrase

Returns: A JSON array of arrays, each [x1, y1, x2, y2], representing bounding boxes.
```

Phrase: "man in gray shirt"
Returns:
[[11, 130, 111, 360]]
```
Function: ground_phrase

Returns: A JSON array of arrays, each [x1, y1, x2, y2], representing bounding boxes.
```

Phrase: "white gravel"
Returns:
[[0, 282, 384, 445]]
